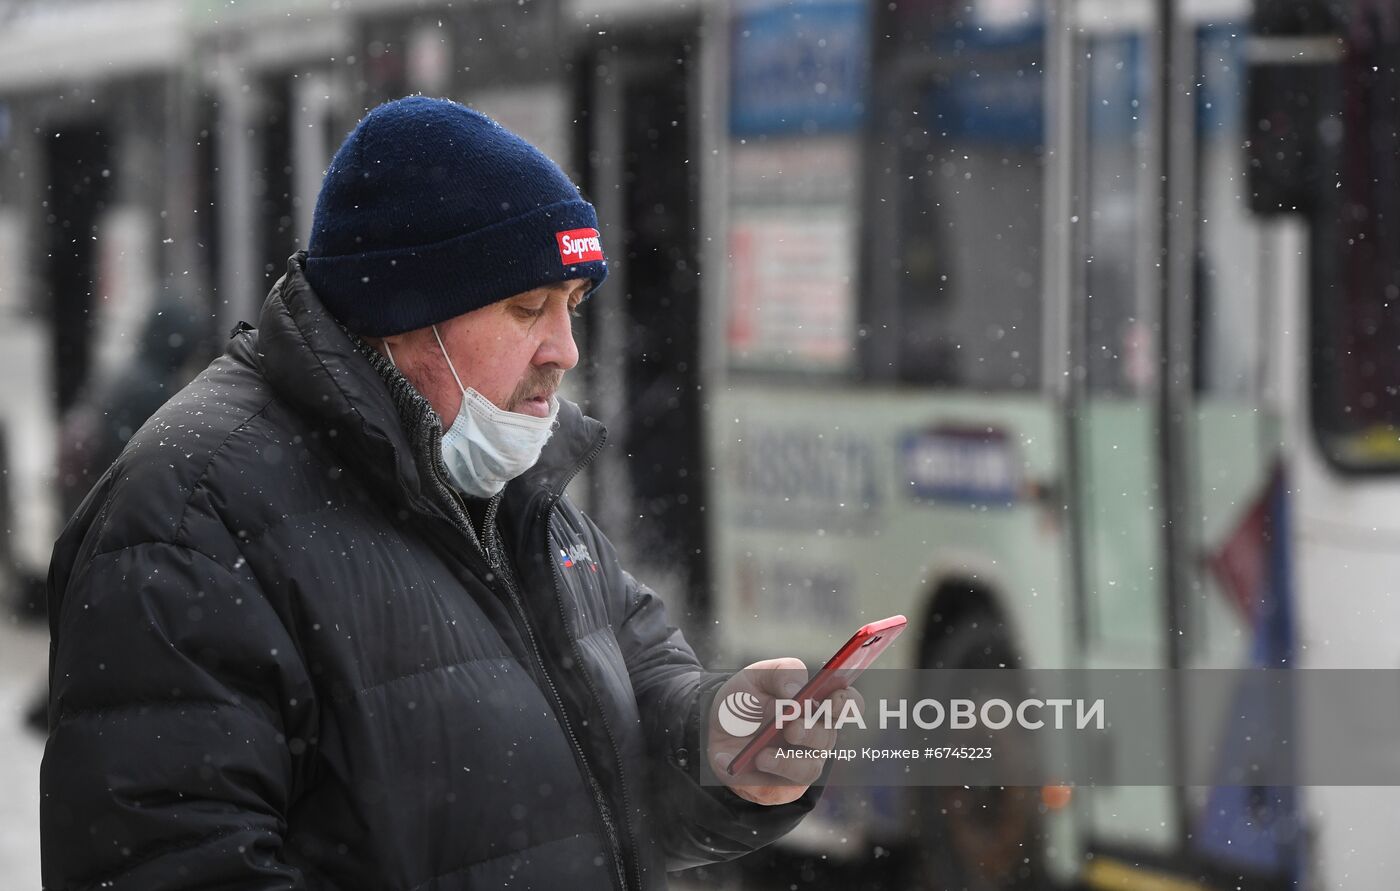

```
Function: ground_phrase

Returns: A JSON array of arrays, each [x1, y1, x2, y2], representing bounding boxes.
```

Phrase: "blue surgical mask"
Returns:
[[385, 328, 559, 498]]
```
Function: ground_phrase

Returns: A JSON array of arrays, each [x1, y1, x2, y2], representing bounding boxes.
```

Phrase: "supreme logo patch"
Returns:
[[556, 228, 604, 265]]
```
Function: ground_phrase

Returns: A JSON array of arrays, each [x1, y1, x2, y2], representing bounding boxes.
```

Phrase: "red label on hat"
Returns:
[[556, 228, 604, 265]]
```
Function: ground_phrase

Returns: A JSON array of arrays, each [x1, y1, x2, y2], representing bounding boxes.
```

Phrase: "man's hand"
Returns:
[[706, 657, 864, 806]]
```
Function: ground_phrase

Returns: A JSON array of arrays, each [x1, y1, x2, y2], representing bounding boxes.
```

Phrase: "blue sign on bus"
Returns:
[[729, 0, 869, 137], [925, 26, 1046, 147], [901, 425, 1023, 507]]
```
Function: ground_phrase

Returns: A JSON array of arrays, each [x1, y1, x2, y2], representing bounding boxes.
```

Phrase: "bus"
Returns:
[[695, 0, 1400, 889], [2, 0, 1397, 888]]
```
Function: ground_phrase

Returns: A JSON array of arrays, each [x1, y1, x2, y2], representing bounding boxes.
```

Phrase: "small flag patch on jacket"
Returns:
[[556, 228, 603, 265], [559, 542, 598, 572]]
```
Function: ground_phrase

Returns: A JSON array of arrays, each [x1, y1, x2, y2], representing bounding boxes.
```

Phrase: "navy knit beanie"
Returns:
[[305, 96, 607, 336]]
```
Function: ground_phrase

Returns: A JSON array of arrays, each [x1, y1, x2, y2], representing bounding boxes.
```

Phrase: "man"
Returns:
[[41, 96, 854, 889]]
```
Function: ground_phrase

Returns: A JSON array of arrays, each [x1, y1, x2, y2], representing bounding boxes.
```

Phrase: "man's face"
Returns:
[[381, 278, 587, 424]]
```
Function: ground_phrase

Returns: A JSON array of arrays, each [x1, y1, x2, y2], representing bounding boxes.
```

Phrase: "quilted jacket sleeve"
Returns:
[[585, 518, 826, 872], [42, 536, 313, 890]]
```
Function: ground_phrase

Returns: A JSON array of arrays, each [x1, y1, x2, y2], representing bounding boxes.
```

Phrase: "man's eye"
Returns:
[[516, 305, 546, 318]]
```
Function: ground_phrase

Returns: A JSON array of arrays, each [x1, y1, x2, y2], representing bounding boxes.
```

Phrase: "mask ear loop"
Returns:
[[383, 339, 398, 368], [432, 324, 470, 395]]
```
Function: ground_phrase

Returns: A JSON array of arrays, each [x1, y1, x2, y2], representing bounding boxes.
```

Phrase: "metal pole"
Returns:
[[1045, 0, 1091, 656], [1155, 0, 1195, 851], [215, 56, 256, 335]]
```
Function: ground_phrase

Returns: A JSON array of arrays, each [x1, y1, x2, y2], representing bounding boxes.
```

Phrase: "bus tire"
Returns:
[[900, 611, 1047, 891]]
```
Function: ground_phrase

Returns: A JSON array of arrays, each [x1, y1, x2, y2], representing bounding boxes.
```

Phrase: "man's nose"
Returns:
[[536, 301, 579, 371]]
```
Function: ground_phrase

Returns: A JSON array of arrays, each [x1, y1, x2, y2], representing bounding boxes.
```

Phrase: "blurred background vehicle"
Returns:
[[1, 0, 1397, 889]]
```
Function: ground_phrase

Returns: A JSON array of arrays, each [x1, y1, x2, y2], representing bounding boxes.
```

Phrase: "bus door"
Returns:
[[1068, 0, 1294, 884], [1175, 4, 1302, 885], [581, 26, 709, 637], [1060, 0, 1179, 866]]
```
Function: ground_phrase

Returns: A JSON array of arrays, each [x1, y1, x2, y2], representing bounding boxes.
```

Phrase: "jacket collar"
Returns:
[[516, 398, 607, 503], [255, 252, 606, 514]]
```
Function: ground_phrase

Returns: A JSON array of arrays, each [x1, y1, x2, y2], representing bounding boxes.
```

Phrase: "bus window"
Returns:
[[1312, 15, 1400, 471], [870, 1, 1045, 390], [1195, 27, 1265, 399], [1082, 33, 1151, 395], [725, 0, 868, 375]]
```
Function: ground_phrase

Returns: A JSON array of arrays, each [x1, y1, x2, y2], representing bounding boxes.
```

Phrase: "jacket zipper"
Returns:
[[440, 484, 631, 891], [536, 435, 646, 891], [543, 515, 646, 891]]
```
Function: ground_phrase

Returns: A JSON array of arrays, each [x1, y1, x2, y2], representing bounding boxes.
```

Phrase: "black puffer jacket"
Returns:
[[41, 254, 818, 890]]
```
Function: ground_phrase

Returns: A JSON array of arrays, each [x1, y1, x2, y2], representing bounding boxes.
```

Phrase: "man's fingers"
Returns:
[[747, 746, 825, 786], [713, 744, 823, 787], [779, 686, 866, 749], [781, 718, 818, 748], [741, 657, 808, 701], [844, 685, 866, 716], [840, 686, 866, 727], [782, 688, 842, 748], [782, 719, 836, 750]]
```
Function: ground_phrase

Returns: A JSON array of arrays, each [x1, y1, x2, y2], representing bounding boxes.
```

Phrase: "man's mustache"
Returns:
[[507, 368, 565, 409]]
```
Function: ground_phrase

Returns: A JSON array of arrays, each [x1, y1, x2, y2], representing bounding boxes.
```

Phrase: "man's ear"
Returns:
[[364, 335, 399, 366]]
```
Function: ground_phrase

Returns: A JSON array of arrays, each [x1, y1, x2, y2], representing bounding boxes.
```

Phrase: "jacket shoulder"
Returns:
[[69, 340, 283, 562]]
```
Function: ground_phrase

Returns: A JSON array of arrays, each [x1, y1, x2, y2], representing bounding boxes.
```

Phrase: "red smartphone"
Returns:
[[725, 614, 908, 777]]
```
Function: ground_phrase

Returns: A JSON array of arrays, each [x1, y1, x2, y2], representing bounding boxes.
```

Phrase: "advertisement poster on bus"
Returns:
[[726, 208, 855, 371]]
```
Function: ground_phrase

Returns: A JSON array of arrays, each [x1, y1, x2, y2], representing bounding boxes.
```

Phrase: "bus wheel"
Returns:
[[901, 612, 1046, 890]]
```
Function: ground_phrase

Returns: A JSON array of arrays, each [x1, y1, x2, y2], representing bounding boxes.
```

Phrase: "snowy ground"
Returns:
[[0, 616, 46, 889]]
